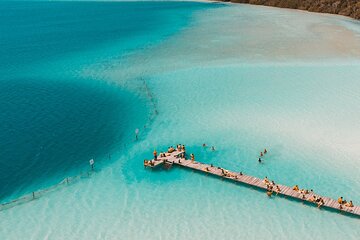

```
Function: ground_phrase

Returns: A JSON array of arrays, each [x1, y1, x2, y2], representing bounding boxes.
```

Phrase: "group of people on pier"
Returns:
[[263, 177, 281, 196], [144, 144, 187, 167], [338, 197, 354, 209], [292, 184, 326, 207]]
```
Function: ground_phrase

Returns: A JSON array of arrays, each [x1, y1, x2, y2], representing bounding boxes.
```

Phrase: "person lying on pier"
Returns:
[[345, 200, 354, 207], [308, 195, 317, 202], [293, 185, 299, 191], [168, 146, 175, 153], [204, 167, 211, 172], [144, 160, 154, 167]]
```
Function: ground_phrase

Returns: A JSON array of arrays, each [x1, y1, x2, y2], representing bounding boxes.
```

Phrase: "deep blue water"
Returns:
[[0, 1, 212, 200]]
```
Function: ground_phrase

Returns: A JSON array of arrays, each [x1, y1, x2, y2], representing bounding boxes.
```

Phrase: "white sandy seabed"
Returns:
[[2, 2, 360, 239]]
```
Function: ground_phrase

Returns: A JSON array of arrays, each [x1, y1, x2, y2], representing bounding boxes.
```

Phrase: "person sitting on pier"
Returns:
[[308, 195, 317, 202], [190, 153, 195, 163], [271, 180, 276, 186], [239, 171, 243, 176], [263, 176, 269, 185], [338, 197, 344, 204], [266, 186, 273, 197], [181, 145, 186, 152], [221, 168, 231, 177], [345, 200, 354, 207], [293, 185, 299, 191], [275, 185, 281, 195], [317, 198, 325, 208]]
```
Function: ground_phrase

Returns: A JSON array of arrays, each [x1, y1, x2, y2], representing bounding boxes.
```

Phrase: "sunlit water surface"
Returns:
[[1, 1, 360, 239]]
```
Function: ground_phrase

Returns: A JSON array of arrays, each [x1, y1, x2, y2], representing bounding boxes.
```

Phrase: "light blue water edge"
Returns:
[[1, 1, 360, 239]]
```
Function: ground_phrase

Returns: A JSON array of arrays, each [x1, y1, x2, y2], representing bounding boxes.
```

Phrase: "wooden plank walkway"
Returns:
[[144, 149, 360, 218]]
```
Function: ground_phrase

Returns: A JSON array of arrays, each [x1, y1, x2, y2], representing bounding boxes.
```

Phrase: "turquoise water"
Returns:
[[0, 1, 211, 200], [1, 1, 360, 239]]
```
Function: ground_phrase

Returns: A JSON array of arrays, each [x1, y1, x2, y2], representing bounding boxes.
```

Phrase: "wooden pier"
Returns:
[[144, 149, 360, 218]]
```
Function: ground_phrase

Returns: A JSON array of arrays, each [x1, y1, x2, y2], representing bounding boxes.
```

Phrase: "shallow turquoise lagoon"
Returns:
[[1, 1, 360, 239]]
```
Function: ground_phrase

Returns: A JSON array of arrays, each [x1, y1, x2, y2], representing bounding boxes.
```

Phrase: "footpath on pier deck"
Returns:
[[144, 150, 360, 218]]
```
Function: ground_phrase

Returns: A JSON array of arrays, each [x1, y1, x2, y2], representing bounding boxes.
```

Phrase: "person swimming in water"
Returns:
[[211, 146, 215, 151], [258, 158, 262, 163], [264, 148, 267, 154]]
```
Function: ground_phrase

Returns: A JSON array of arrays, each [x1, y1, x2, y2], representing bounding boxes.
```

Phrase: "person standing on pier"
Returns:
[[190, 153, 195, 163], [153, 149, 157, 161]]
